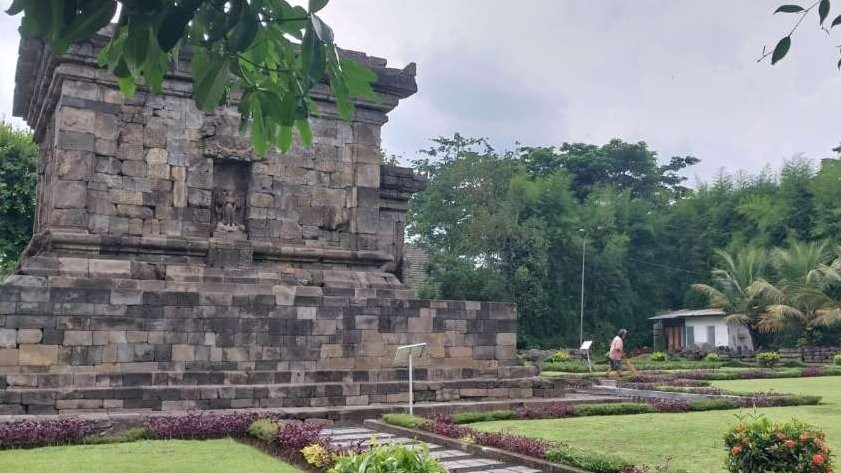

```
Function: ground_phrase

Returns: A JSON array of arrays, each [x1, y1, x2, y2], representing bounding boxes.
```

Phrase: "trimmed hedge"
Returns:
[[381, 413, 426, 429], [573, 403, 652, 417], [451, 410, 516, 424], [546, 446, 633, 473]]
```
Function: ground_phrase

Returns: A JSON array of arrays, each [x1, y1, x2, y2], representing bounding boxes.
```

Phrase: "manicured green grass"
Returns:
[[0, 438, 299, 473], [472, 376, 841, 473], [711, 376, 841, 404]]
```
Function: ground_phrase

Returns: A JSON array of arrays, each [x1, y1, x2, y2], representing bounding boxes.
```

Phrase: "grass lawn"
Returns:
[[473, 376, 841, 473], [0, 438, 300, 473]]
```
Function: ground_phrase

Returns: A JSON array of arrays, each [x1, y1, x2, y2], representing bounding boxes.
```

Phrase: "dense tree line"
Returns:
[[408, 134, 841, 350], [0, 122, 37, 276]]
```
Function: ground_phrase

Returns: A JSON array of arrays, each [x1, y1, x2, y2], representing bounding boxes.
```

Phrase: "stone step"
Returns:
[[440, 458, 507, 473], [320, 425, 537, 473], [2, 366, 522, 388], [0, 377, 571, 415]]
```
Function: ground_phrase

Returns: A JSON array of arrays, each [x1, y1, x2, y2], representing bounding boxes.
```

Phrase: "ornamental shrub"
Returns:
[[689, 399, 738, 411], [834, 353, 841, 366], [573, 403, 652, 417], [277, 422, 325, 461], [724, 414, 832, 473], [650, 352, 667, 362], [451, 409, 515, 424], [247, 419, 281, 443], [547, 350, 572, 363], [302, 443, 334, 468], [381, 413, 426, 429], [547, 445, 633, 473], [757, 351, 780, 368], [704, 352, 720, 362], [328, 442, 447, 473]]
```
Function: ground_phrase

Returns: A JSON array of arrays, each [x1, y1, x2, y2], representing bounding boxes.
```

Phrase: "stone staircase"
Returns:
[[321, 426, 543, 473]]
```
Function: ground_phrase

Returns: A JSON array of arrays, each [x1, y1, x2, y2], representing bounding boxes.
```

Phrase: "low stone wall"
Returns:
[[0, 273, 540, 415], [779, 347, 840, 364]]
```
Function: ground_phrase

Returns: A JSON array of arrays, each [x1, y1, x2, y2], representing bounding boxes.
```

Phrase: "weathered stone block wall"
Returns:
[[0, 275, 532, 414], [16, 34, 421, 277], [0, 32, 543, 415]]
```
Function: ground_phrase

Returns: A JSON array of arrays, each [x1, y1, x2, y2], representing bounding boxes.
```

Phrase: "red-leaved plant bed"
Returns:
[[0, 418, 93, 449], [144, 412, 265, 440]]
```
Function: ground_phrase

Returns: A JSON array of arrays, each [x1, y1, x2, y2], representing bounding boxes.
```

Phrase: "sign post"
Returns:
[[580, 340, 593, 373], [394, 343, 427, 415]]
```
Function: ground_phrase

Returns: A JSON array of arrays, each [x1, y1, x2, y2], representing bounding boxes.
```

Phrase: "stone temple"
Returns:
[[0, 31, 560, 415]]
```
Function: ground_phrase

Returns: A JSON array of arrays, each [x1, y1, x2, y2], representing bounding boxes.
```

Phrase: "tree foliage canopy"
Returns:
[[6, 0, 377, 155], [0, 122, 37, 276], [409, 135, 841, 349]]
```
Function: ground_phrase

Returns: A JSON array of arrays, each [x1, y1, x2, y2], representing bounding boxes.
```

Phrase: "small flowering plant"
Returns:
[[724, 411, 832, 473]]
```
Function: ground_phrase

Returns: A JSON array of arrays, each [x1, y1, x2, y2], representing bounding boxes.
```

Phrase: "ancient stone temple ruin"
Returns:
[[0, 32, 558, 415]]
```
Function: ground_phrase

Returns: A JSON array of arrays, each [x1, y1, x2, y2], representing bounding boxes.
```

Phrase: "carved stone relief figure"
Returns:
[[211, 161, 250, 238]]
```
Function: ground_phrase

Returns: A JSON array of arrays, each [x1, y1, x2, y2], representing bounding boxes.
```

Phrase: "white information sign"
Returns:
[[580, 340, 594, 372], [395, 343, 427, 415]]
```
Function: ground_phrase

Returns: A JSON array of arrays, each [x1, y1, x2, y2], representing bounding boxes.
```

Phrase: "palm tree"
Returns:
[[760, 241, 841, 341], [692, 247, 781, 346]]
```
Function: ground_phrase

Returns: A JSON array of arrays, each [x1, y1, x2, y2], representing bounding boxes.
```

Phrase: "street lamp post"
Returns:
[[579, 228, 586, 346]]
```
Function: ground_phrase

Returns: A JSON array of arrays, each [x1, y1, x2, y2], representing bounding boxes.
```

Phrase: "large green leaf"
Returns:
[[309, 0, 329, 13], [53, 0, 118, 54], [248, 93, 268, 154], [157, 0, 201, 51], [300, 27, 326, 86], [228, 6, 259, 53], [832, 14, 841, 27], [819, 0, 831, 24], [818, 0, 830, 25], [771, 36, 791, 65], [774, 4, 805, 13], [193, 54, 230, 111], [123, 21, 151, 73], [295, 119, 313, 145]]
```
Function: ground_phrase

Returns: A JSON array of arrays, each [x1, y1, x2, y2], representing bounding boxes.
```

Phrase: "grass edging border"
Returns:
[[363, 419, 593, 473]]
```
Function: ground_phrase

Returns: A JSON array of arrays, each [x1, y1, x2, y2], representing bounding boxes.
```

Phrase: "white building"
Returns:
[[649, 308, 754, 352]]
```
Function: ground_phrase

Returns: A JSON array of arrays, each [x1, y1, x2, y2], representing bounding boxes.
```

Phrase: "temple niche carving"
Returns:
[[211, 161, 248, 238]]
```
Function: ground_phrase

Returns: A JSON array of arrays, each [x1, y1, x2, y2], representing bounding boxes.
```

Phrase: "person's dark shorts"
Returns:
[[610, 359, 622, 370]]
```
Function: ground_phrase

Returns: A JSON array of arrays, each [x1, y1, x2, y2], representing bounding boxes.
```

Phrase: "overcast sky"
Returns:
[[1, 1, 840, 182]]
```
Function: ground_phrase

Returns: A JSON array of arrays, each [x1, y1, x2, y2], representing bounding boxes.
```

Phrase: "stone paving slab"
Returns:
[[321, 425, 544, 473]]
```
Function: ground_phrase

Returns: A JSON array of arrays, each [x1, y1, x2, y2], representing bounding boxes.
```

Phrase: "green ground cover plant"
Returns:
[[247, 419, 281, 443], [380, 414, 426, 429], [328, 442, 446, 473], [0, 438, 299, 473], [471, 376, 841, 473]]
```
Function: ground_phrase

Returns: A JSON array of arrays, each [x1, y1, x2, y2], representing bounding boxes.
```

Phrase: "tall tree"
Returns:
[[762, 241, 841, 342], [0, 122, 37, 276], [692, 248, 780, 347]]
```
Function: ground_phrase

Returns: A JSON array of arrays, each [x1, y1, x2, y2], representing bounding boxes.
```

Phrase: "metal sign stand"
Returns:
[[395, 343, 427, 415], [580, 340, 593, 373]]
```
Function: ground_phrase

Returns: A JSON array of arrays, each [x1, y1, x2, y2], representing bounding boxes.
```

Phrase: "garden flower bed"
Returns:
[[379, 413, 678, 473]]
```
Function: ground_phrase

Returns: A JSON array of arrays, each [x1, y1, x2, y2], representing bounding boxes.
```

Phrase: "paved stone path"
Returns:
[[321, 426, 543, 473]]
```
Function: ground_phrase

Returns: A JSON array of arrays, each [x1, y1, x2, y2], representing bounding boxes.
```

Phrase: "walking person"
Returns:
[[607, 329, 627, 378]]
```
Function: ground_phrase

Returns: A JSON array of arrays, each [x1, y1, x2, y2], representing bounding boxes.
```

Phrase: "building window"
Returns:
[[707, 326, 716, 346], [686, 326, 695, 346]]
